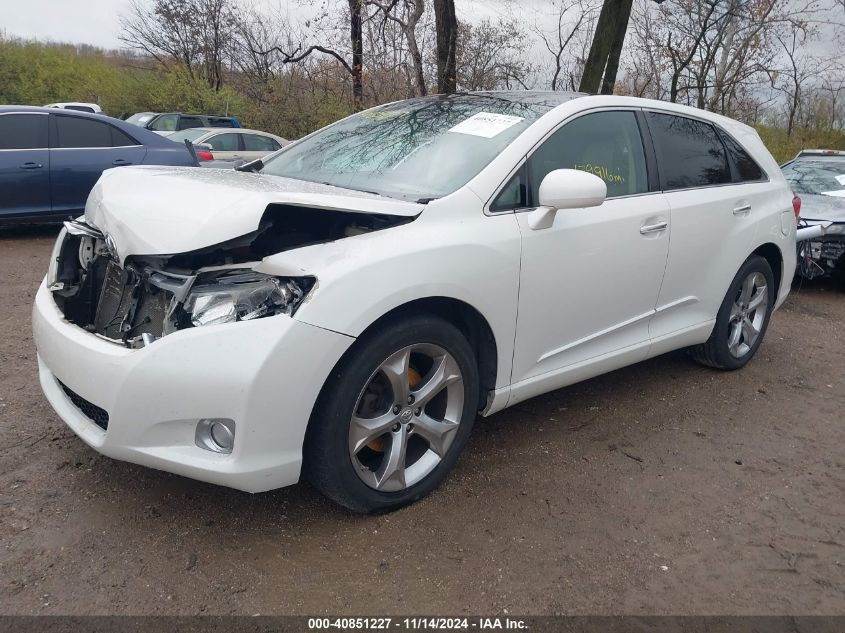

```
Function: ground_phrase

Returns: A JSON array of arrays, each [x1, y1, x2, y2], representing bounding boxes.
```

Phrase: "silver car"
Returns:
[[782, 150, 845, 281], [167, 127, 289, 162]]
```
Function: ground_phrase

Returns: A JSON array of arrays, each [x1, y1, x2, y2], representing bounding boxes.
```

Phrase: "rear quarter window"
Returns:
[[721, 133, 765, 182]]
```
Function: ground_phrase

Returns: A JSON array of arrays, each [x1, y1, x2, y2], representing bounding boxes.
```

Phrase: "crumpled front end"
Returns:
[[33, 275, 354, 492], [796, 220, 845, 280]]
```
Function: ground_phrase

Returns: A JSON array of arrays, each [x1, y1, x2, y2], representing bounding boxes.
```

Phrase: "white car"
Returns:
[[44, 102, 103, 114], [166, 127, 288, 161], [33, 92, 797, 513]]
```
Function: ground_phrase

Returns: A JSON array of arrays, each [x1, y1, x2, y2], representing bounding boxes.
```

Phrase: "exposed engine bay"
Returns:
[[796, 219, 845, 281], [50, 204, 413, 347]]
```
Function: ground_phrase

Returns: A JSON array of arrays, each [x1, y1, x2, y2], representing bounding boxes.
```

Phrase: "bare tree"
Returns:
[[120, 0, 233, 90], [370, 0, 428, 96], [456, 19, 535, 90], [240, 0, 366, 110], [533, 0, 587, 91]]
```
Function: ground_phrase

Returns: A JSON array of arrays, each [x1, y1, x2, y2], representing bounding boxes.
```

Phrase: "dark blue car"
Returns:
[[0, 106, 195, 225]]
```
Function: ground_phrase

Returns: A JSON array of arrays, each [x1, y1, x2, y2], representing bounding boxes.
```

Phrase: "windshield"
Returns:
[[126, 113, 154, 126], [259, 92, 577, 201], [168, 129, 209, 143], [783, 158, 845, 197]]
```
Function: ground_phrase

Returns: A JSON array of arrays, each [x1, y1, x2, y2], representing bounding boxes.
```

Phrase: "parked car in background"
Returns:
[[33, 92, 796, 513], [168, 127, 288, 161], [124, 112, 157, 127], [125, 112, 241, 134], [44, 102, 103, 114], [0, 106, 196, 225], [782, 150, 845, 280]]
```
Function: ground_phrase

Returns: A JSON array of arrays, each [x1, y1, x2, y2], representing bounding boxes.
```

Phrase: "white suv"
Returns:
[[33, 92, 797, 512]]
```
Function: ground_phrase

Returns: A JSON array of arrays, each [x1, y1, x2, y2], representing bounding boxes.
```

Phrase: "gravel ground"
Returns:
[[1, 228, 843, 615]]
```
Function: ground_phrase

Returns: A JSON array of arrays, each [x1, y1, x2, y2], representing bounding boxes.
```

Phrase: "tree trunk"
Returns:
[[433, 0, 457, 93], [599, 0, 633, 94], [349, 0, 364, 109], [406, 0, 427, 96], [579, 0, 621, 94]]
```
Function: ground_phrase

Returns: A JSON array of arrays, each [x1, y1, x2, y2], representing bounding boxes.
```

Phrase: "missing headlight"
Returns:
[[183, 270, 314, 327]]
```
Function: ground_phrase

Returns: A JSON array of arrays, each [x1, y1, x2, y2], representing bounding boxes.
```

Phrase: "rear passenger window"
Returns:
[[0, 114, 48, 149], [55, 116, 112, 148], [721, 133, 765, 182], [207, 117, 235, 128], [243, 134, 280, 152], [646, 112, 731, 190], [179, 116, 204, 130], [528, 111, 648, 201], [55, 116, 139, 148]]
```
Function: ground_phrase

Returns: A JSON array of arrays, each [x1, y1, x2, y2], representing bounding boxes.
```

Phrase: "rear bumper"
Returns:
[[33, 280, 354, 492]]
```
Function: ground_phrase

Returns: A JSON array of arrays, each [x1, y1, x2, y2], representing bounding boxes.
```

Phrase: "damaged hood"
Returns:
[[85, 166, 424, 262], [800, 193, 845, 223]]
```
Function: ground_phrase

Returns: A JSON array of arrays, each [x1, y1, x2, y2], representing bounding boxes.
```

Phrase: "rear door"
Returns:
[[0, 112, 51, 220], [49, 114, 147, 215], [644, 111, 762, 341]]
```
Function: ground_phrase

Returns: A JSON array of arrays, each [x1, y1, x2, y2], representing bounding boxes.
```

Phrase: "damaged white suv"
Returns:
[[33, 92, 797, 512]]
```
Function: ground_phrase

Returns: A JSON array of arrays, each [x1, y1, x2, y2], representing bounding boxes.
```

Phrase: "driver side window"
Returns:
[[528, 111, 649, 202]]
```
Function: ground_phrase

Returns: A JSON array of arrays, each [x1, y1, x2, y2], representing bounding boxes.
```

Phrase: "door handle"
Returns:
[[733, 204, 751, 215], [640, 221, 668, 235], [19, 162, 43, 170], [112, 159, 132, 166]]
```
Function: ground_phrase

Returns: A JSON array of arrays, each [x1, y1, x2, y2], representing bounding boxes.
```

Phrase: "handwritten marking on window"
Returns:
[[574, 164, 625, 184]]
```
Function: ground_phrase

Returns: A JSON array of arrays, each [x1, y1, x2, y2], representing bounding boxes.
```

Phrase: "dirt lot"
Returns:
[[1, 228, 843, 616]]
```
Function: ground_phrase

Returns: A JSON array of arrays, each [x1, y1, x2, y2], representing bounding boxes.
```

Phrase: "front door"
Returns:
[[509, 110, 670, 386]]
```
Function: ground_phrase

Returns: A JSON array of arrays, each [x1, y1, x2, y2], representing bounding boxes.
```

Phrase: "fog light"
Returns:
[[195, 418, 235, 454]]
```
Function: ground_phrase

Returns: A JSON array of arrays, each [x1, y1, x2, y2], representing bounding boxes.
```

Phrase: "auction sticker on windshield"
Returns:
[[449, 112, 524, 138]]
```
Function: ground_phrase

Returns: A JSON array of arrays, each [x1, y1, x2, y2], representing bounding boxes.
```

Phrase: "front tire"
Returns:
[[304, 314, 479, 513], [690, 255, 775, 370]]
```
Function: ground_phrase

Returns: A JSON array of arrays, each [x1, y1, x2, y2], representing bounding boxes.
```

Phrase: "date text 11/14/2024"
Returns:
[[307, 617, 528, 630]]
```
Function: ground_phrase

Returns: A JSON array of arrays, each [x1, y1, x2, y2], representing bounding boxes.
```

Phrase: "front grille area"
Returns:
[[58, 380, 109, 430], [92, 261, 174, 340]]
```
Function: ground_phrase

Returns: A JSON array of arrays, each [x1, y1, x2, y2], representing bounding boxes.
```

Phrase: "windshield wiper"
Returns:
[[318, 181, 385, 197], [236, 159, 264, 173]]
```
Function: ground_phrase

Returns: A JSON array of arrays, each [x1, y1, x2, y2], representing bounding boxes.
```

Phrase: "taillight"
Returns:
[[196, 150, 214, 161], [792, 193, 801, 220]]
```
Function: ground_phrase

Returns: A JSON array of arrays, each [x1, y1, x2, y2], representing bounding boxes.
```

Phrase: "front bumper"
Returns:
[[33, 280, 354, 493]]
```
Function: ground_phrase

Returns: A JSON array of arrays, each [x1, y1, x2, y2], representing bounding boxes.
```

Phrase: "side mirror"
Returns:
[[528, 169, 607, 230]]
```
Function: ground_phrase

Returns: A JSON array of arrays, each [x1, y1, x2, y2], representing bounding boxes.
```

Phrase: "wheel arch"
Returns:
[[312, 296, 499, 413], [362, 297, 498, 410], [751, 242, 784, 300]]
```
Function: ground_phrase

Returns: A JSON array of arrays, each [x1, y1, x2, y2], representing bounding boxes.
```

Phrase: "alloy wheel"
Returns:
[[727, 271, 768, 358], [349, 343, 464, 492]]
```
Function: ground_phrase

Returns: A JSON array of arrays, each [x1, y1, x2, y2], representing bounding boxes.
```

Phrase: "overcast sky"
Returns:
[[3, 0, 526, 50]]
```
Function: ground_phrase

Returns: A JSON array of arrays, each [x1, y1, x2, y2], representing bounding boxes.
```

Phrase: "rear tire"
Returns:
[[304, 314, 479, 513], [690, 255, 775, 370]]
